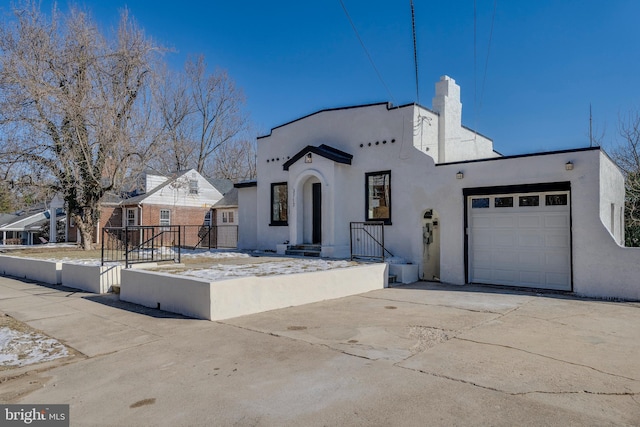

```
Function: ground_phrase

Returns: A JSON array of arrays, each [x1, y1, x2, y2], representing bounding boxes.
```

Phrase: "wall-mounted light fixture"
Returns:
[[565, 161, 574, 171], [456, 171, 464, 179], [305, 153, 313, 163]]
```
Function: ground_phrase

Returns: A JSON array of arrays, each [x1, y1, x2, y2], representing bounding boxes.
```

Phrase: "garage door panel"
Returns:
[[518, 215, 541, 228], [472, 252, 492, 270], [469, 190, 571, 291], [473, 216, 493, 228], [518, 232, 544, 247], [472, 268, 493, 282], [545, 252, 570, 270], [519, 270, 542, 286], [492, 216, 516, 228], [545, 234, 570, 248], [544, 214, 569, 228], [493, 250, 518, 264], [494, 269, 518, 283], [518, 252, 543, 267], [493, 231, 516, 246]]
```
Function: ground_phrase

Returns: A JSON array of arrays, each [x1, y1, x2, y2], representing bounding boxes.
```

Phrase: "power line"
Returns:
[[479, 0, 497, 115], [411, 0, 420, 104], [473, 0, 497, 135], [338, 0, 396, 104]]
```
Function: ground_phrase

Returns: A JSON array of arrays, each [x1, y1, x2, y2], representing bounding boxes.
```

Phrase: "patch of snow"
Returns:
[[180, 249, 250, 259], [181, 259, 355, 281], [0, 327, 68, 367]]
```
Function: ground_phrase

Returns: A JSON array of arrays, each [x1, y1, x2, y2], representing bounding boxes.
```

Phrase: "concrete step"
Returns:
[[285, 245, 321, 257], [285, 249, 321, 257]]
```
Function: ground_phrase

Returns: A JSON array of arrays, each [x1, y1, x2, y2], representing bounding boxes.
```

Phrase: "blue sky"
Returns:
[[32, 1, 640, 155]]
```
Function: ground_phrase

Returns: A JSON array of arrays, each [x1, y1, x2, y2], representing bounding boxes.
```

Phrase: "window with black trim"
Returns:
[[365, 171, 391, 224], [519, 195, 539, 206], [546, 194, 568, 206], [495, 197, 513, 208], [472, 198, 490, 208], [270, 182, 288, 225]]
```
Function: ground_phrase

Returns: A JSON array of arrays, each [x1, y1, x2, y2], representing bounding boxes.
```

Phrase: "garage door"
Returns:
[[468, 191, 571, 291]]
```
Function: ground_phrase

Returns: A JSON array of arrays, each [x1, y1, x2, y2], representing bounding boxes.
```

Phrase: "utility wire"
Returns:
[[411, 0, 420, 104], [478, 0, 497, 115], [473, 0, 497, 136], [338, 0, 396, 104]]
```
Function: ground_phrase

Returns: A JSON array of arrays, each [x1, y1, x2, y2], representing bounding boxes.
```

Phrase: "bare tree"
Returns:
[[151, 64, 195, 172], [151, 55, 248, 176], [187, 56, 247, 174], [0, 1, 159, 249], [211, 138, 257, 181], [611, 110, 640, 246]]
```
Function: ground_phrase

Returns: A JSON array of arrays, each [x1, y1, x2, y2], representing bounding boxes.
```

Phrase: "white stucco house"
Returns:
[[236, 75, 638, 300]]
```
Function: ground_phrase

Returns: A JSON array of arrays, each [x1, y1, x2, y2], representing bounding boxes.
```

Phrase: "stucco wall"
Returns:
[[237, 186, 257, 250], [120, 263, 387, 321], [599, 152, 626, 244], [61, 263, 121, 294], [0, 256, 62, 285]]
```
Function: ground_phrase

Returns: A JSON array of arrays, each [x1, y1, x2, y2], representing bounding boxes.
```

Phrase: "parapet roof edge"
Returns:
[[436, 146, 601, 167], [257, 102, 428, 139]]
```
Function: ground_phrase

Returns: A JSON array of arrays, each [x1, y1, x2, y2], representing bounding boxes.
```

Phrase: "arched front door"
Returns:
[[299, 175, 322, 245]]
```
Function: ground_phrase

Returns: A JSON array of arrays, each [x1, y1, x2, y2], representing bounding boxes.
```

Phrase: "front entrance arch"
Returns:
[[291, 171, 326, 246]]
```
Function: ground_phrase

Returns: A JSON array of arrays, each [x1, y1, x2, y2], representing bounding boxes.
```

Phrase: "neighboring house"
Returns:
[[119, 169, 224, 228], [211, 187, 238, 226], [65, 169, 228, 246], [236, 75, 638, 300], [0, 205, 65, 245]]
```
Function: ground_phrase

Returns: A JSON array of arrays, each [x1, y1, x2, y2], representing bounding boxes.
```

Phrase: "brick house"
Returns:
[[67, 169, 226, 246]]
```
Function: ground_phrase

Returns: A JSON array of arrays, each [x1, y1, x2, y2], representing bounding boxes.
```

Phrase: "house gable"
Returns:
[[282, 144, 353, 171]]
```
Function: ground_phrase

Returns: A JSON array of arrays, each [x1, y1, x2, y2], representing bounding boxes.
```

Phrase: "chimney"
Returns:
[[432, 76, 462, 163]]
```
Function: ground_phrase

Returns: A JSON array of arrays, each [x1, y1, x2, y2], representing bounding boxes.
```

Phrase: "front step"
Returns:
[[285, 244, 321, 257]]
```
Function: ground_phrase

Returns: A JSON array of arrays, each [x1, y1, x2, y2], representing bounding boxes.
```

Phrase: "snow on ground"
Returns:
[[43, 249, 251, 266], [34, 248, 357, 281], [0, 327, 68, 367], [181, 258, 356, 281]]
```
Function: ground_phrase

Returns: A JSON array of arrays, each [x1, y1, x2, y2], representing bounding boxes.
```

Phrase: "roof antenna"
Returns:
[[589, 103, 593, 147], [411, 0, 420, 104]]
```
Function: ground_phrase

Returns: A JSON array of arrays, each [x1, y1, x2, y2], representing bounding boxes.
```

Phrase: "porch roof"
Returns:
[[282, 144, 353, 171]]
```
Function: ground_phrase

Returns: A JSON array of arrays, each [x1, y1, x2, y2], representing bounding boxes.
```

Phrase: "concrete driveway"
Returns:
[[0, 276, 638, 426]]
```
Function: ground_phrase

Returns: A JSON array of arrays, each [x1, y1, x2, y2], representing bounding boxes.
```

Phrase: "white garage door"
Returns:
[[468, 191, 571, 291]]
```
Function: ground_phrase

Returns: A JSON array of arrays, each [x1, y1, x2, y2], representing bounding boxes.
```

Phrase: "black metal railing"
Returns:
[[101, 226, 181, 267], [101, 225, 239, 267], [350, 221, 393, 261], [179, 225, 238, 249]]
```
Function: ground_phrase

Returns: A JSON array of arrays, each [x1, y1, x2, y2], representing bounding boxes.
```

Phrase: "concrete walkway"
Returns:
[[0, 276, 639, 426]]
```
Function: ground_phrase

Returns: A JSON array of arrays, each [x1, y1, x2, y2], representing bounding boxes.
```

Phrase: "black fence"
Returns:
[[350, 221, 393, 261], [101, 225, 181, 267], [101, 225, 239, 267]]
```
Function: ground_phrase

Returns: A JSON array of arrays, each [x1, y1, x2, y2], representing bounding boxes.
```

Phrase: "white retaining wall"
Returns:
[[61, 264, 122, 294], [120, 263, 388, 321], [0, 255, 62, 285]]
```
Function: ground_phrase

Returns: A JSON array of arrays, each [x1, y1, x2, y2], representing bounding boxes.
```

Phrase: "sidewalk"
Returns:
[[0, 275, 639, 426]]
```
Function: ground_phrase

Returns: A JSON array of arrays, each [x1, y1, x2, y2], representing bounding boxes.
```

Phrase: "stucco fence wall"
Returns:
[[0, 255, 62, 285], [120, 263, 388, 321], [61, 263, 122, 294]]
